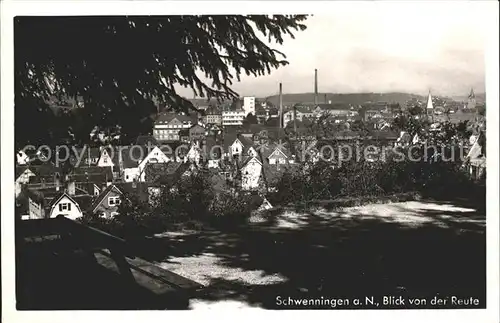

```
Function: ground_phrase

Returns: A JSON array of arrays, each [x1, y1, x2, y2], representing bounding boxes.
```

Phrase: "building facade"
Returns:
[[243, 96, 256, 116], [153, 114, 194, 142], [222, 110, 246, 126]]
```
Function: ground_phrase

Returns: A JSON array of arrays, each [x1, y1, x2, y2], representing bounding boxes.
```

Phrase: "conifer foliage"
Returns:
[[15, 15, 308, 145]]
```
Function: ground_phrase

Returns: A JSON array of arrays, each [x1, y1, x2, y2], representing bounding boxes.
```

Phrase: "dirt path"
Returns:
[[155, 201, 485, 309]]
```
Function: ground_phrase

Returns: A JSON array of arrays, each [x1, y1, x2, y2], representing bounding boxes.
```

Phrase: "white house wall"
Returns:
[[49, 196, 83, 220], [241, 159, 262, 190], [97, 149, 115, 167]]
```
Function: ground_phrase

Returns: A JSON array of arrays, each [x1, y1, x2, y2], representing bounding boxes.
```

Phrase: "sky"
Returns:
[[178, 2, 489, 99]]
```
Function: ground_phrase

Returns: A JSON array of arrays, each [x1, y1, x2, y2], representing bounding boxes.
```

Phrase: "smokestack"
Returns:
[[324, 93, 327, 104], [293, 105, 297, 134], [279, 83, 283, 128], [314, 69, 318, 105]]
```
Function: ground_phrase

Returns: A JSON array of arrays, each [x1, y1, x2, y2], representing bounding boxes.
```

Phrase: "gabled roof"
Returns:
[[190, 124, 205, 131], [120, 146, 149, 168], [154, 113, 195, 125], [91, 184, 123, 212], [222, 132, 238, 151], [238, 135, 255, 152], [16, 166, 31, 179], [240, 156, 262, 169], [48, 191, 82, 211]]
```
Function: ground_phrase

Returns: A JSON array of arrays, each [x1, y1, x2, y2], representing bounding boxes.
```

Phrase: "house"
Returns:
[[16, 150, 30, 165], [15, 166, 36, 198], [239, 156, 263, 191], [67, 166, 114, 194], [203, 105, 223, 125], [464, 133, 486, 180], [224, 133, 255, 158], [91, 185, 123, 218], [91, 183, 150, 218], [89, 183, 149, 218], [185, 142, 203, 165], [283, 106, 315, 126], [314, 103, 352, 117], [222, 109, 246, 126], [26, 190, 87, 220], [96, 147, 116, 168], [395, 131, 412, 147], [73, 182, 102, 197], [119, 145, 171, 182], [71, 147, 102, 167], [153, 113, 195, 142], [242, 96, 256, 116], [262, 145, 293, 165], [16, 148, 52, 166]]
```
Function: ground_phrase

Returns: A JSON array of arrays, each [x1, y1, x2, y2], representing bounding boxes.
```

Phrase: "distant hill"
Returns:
[[180, 91, 487, 108], [259, 92, 428, 107]]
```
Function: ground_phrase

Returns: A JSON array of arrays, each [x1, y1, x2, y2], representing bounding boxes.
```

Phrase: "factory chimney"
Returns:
[[279, 83, 283, 129], [314, 69, 318, 105]]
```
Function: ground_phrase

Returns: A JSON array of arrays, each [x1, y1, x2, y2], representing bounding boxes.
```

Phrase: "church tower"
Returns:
[[426, 90, 434, 121], [467, 88, 476, 110]]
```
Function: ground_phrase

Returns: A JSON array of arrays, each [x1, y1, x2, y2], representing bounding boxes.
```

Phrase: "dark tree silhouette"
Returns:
[[408, 104, 423, 116], [242, 113, 258, 129], [15, 15, 308, 147]]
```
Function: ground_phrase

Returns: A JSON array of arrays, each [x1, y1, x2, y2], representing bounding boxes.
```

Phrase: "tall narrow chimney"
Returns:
[[293, 105, 297, 134], [324, 93, 327, 104], [279, 83, 283, 128], [314, 69, 318, 105]]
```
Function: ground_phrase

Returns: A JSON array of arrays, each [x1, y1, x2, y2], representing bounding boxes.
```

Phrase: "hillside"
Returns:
[[260, 92, 428, 107]]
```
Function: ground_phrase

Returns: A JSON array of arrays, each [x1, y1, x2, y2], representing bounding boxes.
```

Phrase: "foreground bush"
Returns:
[[271, 145, 483, 206]]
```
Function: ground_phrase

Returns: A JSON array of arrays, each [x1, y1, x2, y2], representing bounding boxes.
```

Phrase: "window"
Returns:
[[108, 196, 121, 206], [58, 203, 71, 212], [103, 157, 108, 163]]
